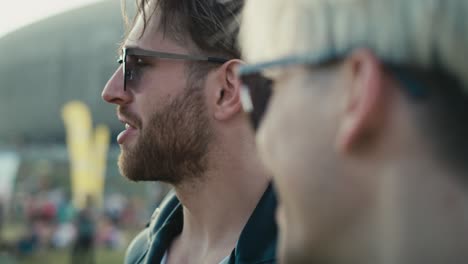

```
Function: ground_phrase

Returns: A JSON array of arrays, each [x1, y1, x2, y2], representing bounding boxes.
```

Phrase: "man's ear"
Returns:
[[335, 49, 390, 154], [212, 59, 244, 121]]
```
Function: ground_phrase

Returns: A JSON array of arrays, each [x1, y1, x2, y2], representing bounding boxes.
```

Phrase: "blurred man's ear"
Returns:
[[212, 59, 243, 121], [335, 49, 390, 154]]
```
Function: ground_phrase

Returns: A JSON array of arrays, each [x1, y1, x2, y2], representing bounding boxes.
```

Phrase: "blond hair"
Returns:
[[240, 0, 468, 88]]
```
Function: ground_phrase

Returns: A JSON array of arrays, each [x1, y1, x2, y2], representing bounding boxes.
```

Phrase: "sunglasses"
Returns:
[[238, 52, 431, 130], [118, 47, 228, 91]]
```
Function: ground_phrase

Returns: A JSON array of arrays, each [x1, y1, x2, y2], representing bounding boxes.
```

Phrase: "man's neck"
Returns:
[[167, 153, 270, 263]]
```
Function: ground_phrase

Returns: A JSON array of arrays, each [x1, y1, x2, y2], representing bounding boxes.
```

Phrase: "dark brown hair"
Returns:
[[123, 0, 242, 58]]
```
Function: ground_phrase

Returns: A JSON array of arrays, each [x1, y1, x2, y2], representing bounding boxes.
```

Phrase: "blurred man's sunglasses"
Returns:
[[238, 53, 338, 130], [118, 47, 228, 91], [238, 52, 430, 130]]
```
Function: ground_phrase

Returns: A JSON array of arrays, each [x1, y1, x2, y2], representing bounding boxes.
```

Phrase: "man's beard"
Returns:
[[118, 87, 212, 185]]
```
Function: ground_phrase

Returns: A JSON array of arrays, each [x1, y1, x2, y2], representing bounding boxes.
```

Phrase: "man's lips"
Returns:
[[117, 106, 142, 129], [117, 121, 138, 144], [118, 113, 138, 129], [123, 121, 137, 130], [116, 112, 140, 144]]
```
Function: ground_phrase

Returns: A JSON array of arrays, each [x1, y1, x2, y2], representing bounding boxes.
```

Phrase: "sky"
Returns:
[[0, 0, 103, 38]]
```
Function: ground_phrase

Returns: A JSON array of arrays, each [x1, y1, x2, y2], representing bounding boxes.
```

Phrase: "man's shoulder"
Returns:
[[124, 191, 180, 264]]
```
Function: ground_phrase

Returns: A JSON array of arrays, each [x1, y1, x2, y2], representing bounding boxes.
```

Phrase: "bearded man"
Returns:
[[101, 0, 277, 263]]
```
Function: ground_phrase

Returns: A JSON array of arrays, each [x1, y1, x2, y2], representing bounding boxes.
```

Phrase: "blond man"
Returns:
[[239, 0, 468, 263]]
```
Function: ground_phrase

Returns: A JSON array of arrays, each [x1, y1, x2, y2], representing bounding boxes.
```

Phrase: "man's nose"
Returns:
[[101, 67, 131, 105]]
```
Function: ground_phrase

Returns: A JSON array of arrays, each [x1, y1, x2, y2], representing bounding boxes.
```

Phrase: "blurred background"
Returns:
[[0, 0, 170, 263]]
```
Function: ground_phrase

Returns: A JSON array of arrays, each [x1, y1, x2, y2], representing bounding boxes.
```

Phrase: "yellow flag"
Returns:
[[62, 101, 109, 209], [92, 124, 110, 207]]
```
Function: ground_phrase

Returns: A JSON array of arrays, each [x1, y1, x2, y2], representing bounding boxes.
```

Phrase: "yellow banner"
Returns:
[[62, 101, 109, 209]]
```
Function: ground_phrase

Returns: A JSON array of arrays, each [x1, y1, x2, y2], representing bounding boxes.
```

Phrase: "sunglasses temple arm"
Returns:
[[207, 57, 228, 64]]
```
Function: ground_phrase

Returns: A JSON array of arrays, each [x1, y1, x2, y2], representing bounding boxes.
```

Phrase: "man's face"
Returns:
[[102, 12, 212, 183], [257, 66, 371, 263]]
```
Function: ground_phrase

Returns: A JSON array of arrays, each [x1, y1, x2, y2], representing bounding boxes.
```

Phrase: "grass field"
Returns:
[[0, 241, 133, 264], [21, 248, 124, 264], [0, 224, 141, 264], [0, 248, 125, 264]]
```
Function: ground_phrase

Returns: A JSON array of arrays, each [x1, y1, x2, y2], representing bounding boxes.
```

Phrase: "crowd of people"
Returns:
[[2, 188, 155, 260]]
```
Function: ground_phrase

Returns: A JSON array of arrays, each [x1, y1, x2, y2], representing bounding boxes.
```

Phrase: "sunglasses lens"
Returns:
[[240, 73, 273, 130]]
